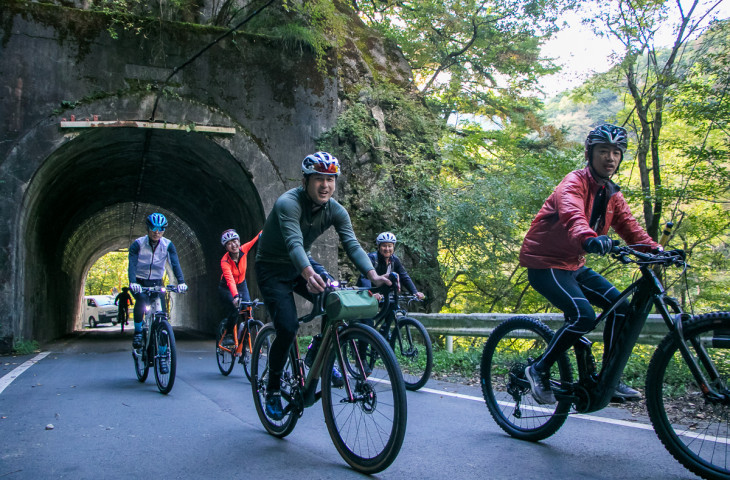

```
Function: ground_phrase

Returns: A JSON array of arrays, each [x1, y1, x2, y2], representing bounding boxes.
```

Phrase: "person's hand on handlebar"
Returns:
[[303, 265, 329, 293], [583, 235, 615, 256], [665, 249, 686, 261], [367, 270, 392, 289]]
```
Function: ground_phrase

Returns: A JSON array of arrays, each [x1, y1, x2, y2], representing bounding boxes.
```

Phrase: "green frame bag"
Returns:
[[325, 289, 379, 321]]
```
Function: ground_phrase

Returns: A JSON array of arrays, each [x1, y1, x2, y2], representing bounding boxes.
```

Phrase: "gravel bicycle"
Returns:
[[250, 284, 407, 474], [480, 244, 729, 480], [370, 288, 432, 391], [215, 299, 264, 380], [132, 285, 184, 394]]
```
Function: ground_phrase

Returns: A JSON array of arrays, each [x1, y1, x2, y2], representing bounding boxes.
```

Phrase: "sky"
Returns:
[[538, 2, 730, 98]]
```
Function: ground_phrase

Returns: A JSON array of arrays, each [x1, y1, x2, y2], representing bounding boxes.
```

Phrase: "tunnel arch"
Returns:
[[15, 121, 271, 343]]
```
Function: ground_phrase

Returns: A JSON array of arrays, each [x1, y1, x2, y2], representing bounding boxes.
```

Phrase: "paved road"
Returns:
[[0, 327, 700, 479]]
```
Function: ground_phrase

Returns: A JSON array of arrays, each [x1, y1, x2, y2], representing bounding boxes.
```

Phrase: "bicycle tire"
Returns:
[[480, 316, 573, 441], [153, 319, 177, 394], [242, 320, 264, 381], [645, 312, 730, 480], [393, 316, 433, 390], [216, 320, 235, 376], [250, 324, 299, 437], [322, 323, 407, 474], [133, 330, 149, 382]]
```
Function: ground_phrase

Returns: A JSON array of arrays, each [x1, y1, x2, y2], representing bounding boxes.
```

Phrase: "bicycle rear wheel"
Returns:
[[322, 323, 407, 474], [153, 319, 177, 394], [133, 330, 148, 382], [646, 312, 730, 480], [393, 316, 432, 391], [480, 316, 573, 441], [216, 320, 235, 376], [250, 324, 299, 437], [241, 320, 264, 381]]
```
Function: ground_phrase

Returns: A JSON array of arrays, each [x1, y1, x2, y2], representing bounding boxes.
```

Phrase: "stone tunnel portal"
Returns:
[[17, 126, 266, 343]]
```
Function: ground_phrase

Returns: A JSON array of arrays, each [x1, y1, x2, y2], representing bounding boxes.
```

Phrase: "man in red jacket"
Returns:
[[518, 124, 661, 405]]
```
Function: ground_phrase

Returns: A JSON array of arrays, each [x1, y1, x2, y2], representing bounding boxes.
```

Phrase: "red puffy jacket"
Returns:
[[519, 167, 659, 270], [220, 232, 261, 297]]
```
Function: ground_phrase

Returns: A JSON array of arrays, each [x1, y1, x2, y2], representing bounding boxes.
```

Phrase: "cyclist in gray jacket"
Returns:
[[255, 152, 391, 420]]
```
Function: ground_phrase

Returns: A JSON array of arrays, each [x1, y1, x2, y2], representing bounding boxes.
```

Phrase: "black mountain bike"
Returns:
[[215, 299, 264, 380], [370, 287, 433, 391], [250, 285, 407, 474], [132, 285, 183, 394], [480, 245, 729, 480]]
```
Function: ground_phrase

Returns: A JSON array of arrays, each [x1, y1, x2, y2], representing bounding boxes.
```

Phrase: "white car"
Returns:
[[83, 295, 119, 328]]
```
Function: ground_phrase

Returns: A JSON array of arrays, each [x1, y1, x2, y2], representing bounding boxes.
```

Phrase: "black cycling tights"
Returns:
[[528, 267, 629, 373]]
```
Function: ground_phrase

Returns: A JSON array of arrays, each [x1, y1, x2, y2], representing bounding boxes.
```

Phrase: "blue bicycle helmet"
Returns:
[[301, 152, 340, 177], [145, 213, 168, 230]]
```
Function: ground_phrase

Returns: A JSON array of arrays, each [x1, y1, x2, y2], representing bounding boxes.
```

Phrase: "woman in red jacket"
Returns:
[[219, 228, 261, 345], [518, 124, 662, 405]]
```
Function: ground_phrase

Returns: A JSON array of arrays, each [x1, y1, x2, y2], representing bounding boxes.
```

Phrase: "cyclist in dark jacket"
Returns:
[[357, 232, 424, 300], [255, 152, 391, 420], [114, 287, 134, 325], [519, 124, 660, 405]]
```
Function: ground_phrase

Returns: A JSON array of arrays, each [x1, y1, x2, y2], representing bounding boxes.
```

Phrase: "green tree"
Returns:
[[580, 0, 727, 239], [352, 0, 574, 120], [85, 251, 129, 296]]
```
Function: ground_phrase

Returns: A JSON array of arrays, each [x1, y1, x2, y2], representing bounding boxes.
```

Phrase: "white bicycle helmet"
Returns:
[[220, 229, 240, 246], [376, 232, 397, 246]]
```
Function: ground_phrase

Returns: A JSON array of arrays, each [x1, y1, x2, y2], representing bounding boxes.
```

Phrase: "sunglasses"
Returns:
[[313, 162, 339, 174], [149, 227, 166, 232]]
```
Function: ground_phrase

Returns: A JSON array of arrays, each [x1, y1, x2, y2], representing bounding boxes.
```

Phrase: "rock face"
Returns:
[[0, 3, 442, 350]]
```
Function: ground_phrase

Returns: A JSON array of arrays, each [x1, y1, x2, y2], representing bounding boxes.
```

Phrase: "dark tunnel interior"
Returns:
[[18, 127, 266, 342]]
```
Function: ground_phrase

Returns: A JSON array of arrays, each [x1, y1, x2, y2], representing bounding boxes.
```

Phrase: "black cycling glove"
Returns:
[[583, 235, 613, 256], [665, 249, 686, 260]]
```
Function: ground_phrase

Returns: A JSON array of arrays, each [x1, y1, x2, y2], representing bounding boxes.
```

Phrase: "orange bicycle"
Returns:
[[216, 299, 264, 380]]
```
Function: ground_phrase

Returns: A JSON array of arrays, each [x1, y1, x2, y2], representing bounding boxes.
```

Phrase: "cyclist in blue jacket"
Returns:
[[357, 232, 424, 300], [128, 213, 187, 350]]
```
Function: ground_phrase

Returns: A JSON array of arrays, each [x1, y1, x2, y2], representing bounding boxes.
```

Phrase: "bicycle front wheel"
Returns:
[[133, 330, 148, 382], [153, 320, 177, 394], [393, 316, 433, 390], [322, 323, 407, 474], [241, 320, 264, 381], [480, 316, 573, 442], [250, 324, 299, 437], [216, 320, 235, 376], [646, 312, 730, 480]]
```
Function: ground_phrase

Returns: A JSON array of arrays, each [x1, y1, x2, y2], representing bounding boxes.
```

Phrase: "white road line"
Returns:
[[422, 385, 730, 444], [0, 352, 50, 395], [420, 386, 653, 431]]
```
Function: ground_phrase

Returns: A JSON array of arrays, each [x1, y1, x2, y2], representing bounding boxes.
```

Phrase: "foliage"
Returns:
[[351, 0, 574, 120], [12, 339, 40, 355], [438, 120, 581, 312], [84, 251, 129, 296], [317, 82, 447, 306], [577, 0, 727, 239], [88, 0, 199, 38]]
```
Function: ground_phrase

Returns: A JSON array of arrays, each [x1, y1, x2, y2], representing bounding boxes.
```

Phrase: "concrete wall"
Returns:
[[0, 4, 372, 350]]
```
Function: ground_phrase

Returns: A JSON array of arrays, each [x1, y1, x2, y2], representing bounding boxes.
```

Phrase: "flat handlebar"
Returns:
[[610, 244, 686, 268]]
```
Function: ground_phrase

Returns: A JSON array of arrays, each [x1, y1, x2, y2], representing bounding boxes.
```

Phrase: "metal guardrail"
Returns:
[[409, 313, 670, 345]]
